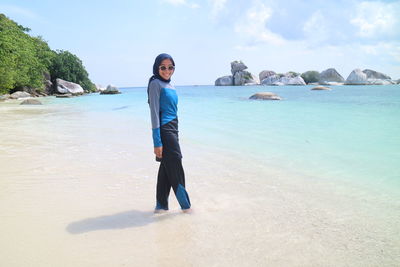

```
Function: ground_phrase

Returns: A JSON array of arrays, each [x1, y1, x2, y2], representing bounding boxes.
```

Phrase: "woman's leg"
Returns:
[[155, 162, 171, 210], [162, 158, 191, 210]]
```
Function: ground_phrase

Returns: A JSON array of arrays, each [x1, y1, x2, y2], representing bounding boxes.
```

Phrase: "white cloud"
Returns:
[[350, 1, 400, 38], [234, 1, 285, 46]]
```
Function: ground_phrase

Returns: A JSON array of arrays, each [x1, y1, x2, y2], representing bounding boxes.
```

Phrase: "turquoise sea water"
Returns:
[[45, 84, 400, 194], [181, 85, 400, 193]]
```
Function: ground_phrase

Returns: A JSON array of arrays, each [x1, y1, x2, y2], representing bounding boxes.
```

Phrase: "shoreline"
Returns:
[[1, 81, 400, 102]]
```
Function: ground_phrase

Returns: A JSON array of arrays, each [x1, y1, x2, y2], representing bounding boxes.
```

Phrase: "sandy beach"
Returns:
[[1, 95, 399, 267]]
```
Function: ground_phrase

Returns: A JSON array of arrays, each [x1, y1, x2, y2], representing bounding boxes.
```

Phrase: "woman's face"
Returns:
[[158, 59, 174, 81]]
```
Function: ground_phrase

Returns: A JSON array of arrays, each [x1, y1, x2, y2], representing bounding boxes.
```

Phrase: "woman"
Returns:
[[147, 53, 192, 213]]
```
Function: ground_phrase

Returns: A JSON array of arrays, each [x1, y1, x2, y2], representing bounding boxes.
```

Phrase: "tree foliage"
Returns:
[[287, 71, 300, 78], [0, 14, 51, 94], [50, 50, 95, 92], [0, 14, 95, 94], [301, 71, 320, 84]]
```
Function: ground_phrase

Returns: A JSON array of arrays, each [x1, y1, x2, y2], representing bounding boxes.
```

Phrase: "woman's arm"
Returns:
[[148, 80, 163, 155]]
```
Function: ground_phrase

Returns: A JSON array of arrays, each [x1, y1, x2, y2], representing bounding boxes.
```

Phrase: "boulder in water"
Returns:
[[319, 68, 345, 84], [56, 79, 84, 94], [0, 94, 11, 101], [261, 74, 280, 85], [311, 86, 331, 90], [261, 73, 305, 86], [249, 92, 282, 100], [215, 75, 233, 86], [100, 85, 121, 95], [345, 69, 368, 85], [20, 99, 42, 105], [259, 70, 276, 82], [231, 61, 248, 75], [216, 60, 258, 86], [10, 91, 31, 99], [363, 69, 391, 80], [282, 75, 306, 85], [234, 70, 259, 86]]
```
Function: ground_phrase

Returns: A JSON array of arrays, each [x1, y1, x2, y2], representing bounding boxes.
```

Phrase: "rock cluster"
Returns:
[[345, 69, 395, 85], [318, 68, 345, 85], [215, 63, 397, 87], [260, 71, 306, 86], [0, 91, 36, 102], [1, 80, 119, 103], [0, 69, 117, 103], [10, 91, 31, 99], [259, 70, 277, 82], [231, 61, 247, 75], [215, 61, 258, 86], [100, 85, 121, 95], [215, 76, 233, 86]]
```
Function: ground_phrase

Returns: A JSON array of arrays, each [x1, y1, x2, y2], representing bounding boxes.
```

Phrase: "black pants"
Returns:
[[156, 158, 191, 210], [156, 118, 191, 210]]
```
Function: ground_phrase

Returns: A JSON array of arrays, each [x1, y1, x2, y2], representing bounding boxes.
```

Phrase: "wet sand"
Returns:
[[1, 99, 399, 266]]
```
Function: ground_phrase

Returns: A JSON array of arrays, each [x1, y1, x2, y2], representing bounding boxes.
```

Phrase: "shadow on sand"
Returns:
[[66, 210, 176, 234]]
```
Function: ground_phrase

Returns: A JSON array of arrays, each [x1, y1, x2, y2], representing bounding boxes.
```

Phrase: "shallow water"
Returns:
[[0, 85, 399, 266]]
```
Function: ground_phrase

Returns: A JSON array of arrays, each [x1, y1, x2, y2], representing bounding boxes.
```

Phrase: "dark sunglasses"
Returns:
[[159, 65, 175, 71]]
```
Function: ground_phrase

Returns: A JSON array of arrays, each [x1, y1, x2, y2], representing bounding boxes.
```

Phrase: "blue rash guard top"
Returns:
[[148, 78, 178, 148]]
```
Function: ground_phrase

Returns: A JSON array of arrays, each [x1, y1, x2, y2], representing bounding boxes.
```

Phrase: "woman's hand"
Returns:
[[154, 146, 163, 158]]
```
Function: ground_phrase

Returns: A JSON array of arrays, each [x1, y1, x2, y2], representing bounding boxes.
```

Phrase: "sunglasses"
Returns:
[[159, 65, 175, 71]]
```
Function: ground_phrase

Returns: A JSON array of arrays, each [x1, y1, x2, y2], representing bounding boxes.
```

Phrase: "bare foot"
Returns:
[[182, 208, 193, 214], [154, 209, 168, 214]]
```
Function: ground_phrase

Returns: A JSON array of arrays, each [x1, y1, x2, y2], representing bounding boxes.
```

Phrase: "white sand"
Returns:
[[1, 100, 399, 266]]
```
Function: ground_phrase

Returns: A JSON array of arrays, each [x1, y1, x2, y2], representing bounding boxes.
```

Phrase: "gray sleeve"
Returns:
[[148, 80, 161, 130]]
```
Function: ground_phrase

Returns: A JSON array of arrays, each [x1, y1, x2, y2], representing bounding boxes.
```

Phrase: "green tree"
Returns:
[[0, 14, 23, 93], [0, 14, 54, 94], [301, 71, 320, 84], [50, 50, 95, 92], [0, 14, 95, 95]]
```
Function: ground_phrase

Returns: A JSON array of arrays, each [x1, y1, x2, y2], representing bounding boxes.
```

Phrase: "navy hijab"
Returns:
[[147, 53, 175, 104]]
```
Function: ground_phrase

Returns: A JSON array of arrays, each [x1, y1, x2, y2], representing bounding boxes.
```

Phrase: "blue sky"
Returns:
[[1, 0, 399, 86]]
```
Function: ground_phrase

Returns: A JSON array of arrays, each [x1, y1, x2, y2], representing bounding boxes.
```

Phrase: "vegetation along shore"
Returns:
[[0, 14, 116, 103]]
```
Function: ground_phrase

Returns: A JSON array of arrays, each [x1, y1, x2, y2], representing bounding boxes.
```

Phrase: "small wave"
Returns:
[[112, 105, 130, 111]]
